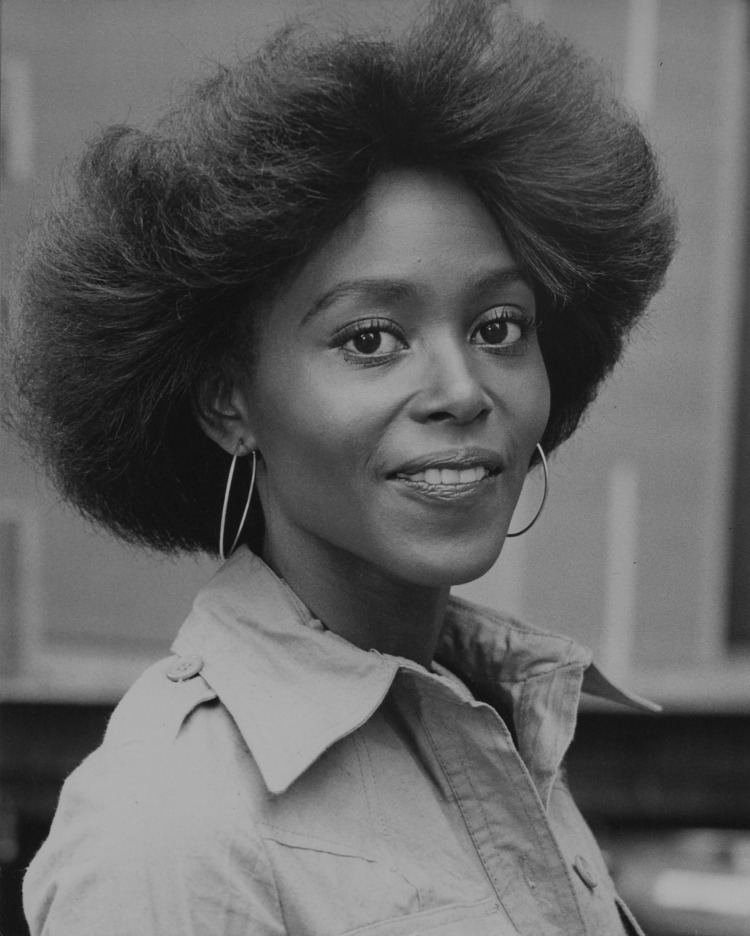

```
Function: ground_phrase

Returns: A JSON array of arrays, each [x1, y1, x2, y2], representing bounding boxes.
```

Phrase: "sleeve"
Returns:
[[23, 744, 286, 936]]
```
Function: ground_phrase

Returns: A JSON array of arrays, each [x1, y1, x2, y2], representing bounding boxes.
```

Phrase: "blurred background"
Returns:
[[1, 0, 749, 933]]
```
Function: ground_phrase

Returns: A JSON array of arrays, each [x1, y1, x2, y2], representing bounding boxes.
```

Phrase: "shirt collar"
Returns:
[[172, 548, 656, 796], [436, 595, 659, 714]]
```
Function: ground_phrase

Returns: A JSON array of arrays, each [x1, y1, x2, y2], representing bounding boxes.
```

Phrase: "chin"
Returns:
[[390, 536, 506, 589]]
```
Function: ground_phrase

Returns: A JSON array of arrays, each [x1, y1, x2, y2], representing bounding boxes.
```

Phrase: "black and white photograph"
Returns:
[[1, 1, 749, 934]]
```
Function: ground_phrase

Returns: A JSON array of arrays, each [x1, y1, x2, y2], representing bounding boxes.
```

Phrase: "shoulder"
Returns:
[[103, 654, 218, 747], [61, 654, 269, 829], [23, 656, 280, 935]]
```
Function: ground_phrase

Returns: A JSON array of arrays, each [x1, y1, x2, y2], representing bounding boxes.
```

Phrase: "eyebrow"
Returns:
[[301, 279, 415, 325], [300, 267, 530, 326]]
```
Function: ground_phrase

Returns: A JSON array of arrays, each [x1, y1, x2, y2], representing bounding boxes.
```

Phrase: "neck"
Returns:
[[261, 532, 449, 669]]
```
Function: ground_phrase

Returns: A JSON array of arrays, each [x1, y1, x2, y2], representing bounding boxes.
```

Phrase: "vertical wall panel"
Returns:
[[0, 519, 23, 677]]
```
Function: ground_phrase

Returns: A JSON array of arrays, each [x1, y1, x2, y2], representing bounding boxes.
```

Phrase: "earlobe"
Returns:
[[195, 375, 258, 455]]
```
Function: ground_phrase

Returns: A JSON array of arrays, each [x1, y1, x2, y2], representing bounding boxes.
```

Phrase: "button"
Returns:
[[573, 855, 598, 890], [166, 654, 204, 682], [521, 856, 537, 891]]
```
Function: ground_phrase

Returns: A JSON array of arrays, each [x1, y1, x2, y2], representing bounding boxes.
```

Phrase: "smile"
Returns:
[[396, 466, 491, 485], [388, 448, 503, 500]]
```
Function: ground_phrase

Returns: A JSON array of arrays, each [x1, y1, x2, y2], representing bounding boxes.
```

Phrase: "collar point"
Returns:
[[582, 663, 662, 713]]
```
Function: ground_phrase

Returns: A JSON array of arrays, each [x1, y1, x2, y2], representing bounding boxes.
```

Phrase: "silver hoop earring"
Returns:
[[506, 443, 548, 538], [219, 444, 256, 560]]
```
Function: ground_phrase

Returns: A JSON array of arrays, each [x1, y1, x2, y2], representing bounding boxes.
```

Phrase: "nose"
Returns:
[[410, 339, 492, 425]]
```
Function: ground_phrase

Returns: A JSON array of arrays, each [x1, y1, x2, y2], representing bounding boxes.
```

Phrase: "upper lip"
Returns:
[[389, 447, 505, 477]]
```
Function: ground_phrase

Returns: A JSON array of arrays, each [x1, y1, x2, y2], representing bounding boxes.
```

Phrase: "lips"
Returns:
[[389, 448, 503, 488], [406, 466, 490, 485]]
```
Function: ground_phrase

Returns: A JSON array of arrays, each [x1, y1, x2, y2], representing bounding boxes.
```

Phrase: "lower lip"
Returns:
[[389, 474, 497, 503]]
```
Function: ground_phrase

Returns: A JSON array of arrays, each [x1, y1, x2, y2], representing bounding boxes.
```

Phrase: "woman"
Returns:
[[8, 1, 676, 933]]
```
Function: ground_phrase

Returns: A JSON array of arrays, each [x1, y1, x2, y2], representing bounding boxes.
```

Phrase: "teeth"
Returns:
[[402, 466, 489, 484]]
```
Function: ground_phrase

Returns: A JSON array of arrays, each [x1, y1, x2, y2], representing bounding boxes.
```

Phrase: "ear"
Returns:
[[195, 373, 258, 456]]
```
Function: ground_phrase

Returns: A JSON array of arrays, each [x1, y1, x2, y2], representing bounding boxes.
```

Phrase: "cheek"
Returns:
[[532, 366, 552, 437], [252, 365, 377, 485], [505, 353, 551, 447]]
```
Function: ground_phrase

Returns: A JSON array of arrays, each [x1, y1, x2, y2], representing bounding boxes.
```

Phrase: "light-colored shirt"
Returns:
[[24, 548, 652, 935]]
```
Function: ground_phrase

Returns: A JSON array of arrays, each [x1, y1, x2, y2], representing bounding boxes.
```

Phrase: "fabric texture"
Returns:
[[24, 548, 651, 935]]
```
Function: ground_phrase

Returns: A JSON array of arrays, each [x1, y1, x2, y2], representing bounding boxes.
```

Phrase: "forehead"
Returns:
[[325, 169, 512, 278], [268, 169, 523, 322]]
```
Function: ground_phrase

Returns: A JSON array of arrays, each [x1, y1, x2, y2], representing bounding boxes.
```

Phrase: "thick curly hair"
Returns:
[[5, 0, 677, 555]]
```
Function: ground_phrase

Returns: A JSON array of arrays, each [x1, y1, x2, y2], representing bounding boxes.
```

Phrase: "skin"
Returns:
[[203, 170, 550, 667]]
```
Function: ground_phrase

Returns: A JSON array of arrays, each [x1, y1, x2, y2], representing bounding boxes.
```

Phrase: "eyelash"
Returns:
[[472, 307, 537, 353], [332, 318, 407, 361], [331, 308, 536, 362]]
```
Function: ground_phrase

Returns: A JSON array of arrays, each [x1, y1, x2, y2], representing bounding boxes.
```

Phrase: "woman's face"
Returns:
[[233, 170, 550, 587]]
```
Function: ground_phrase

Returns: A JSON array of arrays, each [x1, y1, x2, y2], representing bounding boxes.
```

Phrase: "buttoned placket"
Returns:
[[406, 670, 590, 936]]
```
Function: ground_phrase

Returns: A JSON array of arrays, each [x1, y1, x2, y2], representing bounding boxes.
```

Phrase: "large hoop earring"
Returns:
[[506, 443, 548, 538], [219, 444, 256, 560]]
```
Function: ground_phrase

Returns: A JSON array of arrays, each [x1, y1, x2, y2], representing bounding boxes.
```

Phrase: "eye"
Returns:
[[471, 307, 533, 350], [336, 319, 407, 357], [475, 319, 521, 346], [345, 329, 401, 355]]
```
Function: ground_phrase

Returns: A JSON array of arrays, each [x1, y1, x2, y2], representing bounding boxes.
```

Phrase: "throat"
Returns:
[[261, 534, 448, 668]]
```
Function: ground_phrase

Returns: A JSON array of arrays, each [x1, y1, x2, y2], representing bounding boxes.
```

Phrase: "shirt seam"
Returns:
[[518, 676, 591, 928], [414, 700, 502, 907], [258, 823, 287, 932], [418, 688, 588, 934]]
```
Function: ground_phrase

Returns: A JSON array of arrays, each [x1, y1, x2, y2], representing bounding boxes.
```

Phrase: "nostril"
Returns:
[[411, 359, 493, 424]]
